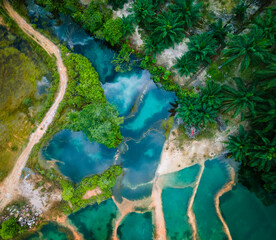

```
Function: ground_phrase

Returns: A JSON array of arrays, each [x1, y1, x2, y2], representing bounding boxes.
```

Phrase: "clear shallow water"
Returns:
[[27, 222, 69, 240], [193, 160, 230, 240], [117, 212, 154, 240], [162, 187, 193, 240], [160, 164, 200, 188], [68, 199, 117, 240], [121, 131, 164, 187], [221, 183, 276, 240], [42, 130, 116, 182], [103, 69, 151, 115]]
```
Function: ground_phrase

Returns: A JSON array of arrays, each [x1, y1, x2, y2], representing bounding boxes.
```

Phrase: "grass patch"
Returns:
[[161, 116, 174, 139], [0, 8, 59, 181]]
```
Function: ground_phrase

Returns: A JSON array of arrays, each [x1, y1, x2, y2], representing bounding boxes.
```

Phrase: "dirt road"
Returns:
[[0, 0, 68, 210]]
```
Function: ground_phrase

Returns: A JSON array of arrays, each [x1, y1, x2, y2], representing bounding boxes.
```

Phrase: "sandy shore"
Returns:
[[157, 124, 238, 176], [187, 163, 205, 240], [215, 166, 235, 240], [55, 214, 84, 240], [151, 177, 167, 240], [112, 196, 152, 240], [0, 0, 68, 211]]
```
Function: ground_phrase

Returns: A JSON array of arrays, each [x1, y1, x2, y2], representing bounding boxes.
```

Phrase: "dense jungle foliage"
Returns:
[[60, 46, 123, 148], [60, 165, 123, 213]]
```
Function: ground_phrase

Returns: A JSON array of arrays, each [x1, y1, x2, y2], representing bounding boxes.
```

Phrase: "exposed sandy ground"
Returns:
[[156, 39, 189, 69], [79, 0, 91, 6], [215, 166, 235, 240], [113, 0, 133, 18], [82, 187, 102, 200], [151, 177, 166, 240], [19, 178, 62, 214], [0, 0, 68, 211], [131, 26, 143, 47], [187, 163, 205, 240], [55, 214, 84, 240], [157, 124, 238, 176]]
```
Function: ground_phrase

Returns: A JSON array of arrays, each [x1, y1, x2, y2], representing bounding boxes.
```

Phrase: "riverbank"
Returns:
[[157, 123, 238, 176]]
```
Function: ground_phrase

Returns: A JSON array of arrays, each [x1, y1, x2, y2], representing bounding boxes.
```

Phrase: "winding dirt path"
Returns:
[[214, 167, 235, 240], [0, 0, 68, 210]]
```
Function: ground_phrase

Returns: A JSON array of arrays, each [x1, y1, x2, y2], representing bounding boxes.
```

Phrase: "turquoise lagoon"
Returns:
[[24, 1, 276, 240], [117, 212, 154, 240]]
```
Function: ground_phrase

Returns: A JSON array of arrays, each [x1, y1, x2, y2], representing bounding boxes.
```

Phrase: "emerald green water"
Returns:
[[27, 222, 69, 240], [117, 212, 154, 240], [220, 183, 276, 240], [160, 164, 200, 188], [68, 199, 117, 240], [193, 160, 229, 240], [162, 187, 193, 239], [24, 1, 276, 240]]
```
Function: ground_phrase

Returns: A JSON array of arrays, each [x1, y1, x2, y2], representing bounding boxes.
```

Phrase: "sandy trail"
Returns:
[[187, 162, 205, 240], [215, 166, 235, 240], [112, 196, 152, 240], [56, 215, 84, 240], [151, 175, 167, 240], [0, 0, 68, 210]]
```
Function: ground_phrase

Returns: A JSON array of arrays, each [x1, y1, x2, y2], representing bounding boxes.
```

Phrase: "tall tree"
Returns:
[[222, 77, 264, 120], [252, 9, 276, 43], [200, 80, 222, 109], [249, 132, 276, 172], [130, 0, 155, 30], [222, 28, 272, 71], [152, 11, 185, 49], [174, 52, 198, 76], [227, 125, 252, 162], [168, 0, 202, 30], [209, 19, 231, 46], [122, 15, 135, 37], [187, 32, 217, 65], [253, 99, 276, 133]]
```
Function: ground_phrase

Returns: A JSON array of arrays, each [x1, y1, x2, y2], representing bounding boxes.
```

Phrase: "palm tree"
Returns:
[[222, 77, 264, 120], [232, 1, 247, 22], [109, 0, 128, 10], [122, 15, 135, 37], [187, 32, 217, 65], [222, 28, 272, 71], [261, 171, 276, 192], [152, 11, 185, 49], [253, 99, 276, 133], [252, 9, 276, 43], [249, 132, 276, 172], [227, 125, 252, 162], [200, 80, 222, 109], [130, 0, 155, 30], [209, 19, 231, 45], [256, 62, 276, 89], [174, 52, 199, 76], [168, 0, 202, 30], [177, 95, 217, 127], [142, 36, 161, 56]]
